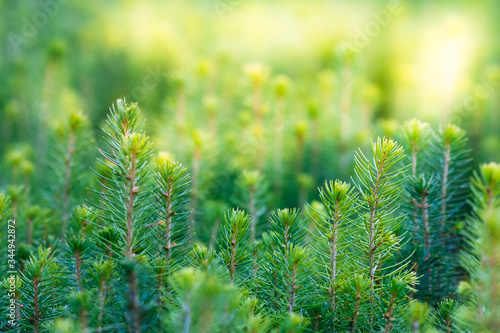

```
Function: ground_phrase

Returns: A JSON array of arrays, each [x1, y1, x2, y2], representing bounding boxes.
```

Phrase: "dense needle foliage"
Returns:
[[0, 97, 498, 332]]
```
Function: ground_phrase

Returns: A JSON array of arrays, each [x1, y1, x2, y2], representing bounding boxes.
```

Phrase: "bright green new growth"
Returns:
[[438, 125, 469, 223], [152, 159, 192, 269], [217, 209, 252, 285], [93, 99, 154, 258], [401, 120, 433, 177], [405, 300, 432, 332], [349, 138, 416, 332], [430, 299, 459, 332], [165, 267, 268, 332], [60, 204, 96, 331], [458, 162, 500, 332], [312, 180, 357, 328], [92, 99, 155, 332], [353, 138, 409, 287]]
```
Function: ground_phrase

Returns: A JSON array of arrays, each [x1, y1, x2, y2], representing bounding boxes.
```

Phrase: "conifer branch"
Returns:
[[458, 162, 500, 331], [312, 180, 357, 330], [19, 248, 59, 333], [354, 137, 408, 287], [440, 142, 451, 226], [91, 99, 154, 332], [154, 159, 191, 267], [217, 209, 252, 285]]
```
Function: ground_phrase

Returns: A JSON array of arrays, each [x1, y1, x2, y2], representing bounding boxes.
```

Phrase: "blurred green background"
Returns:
[[1, 0, 499, 227]]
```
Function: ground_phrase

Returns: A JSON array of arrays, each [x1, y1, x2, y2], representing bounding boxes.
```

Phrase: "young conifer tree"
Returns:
[[40, 110, 94, 240], [399, 120, 441, 301], [458, 162, 500, 332], [18, 247, 60, 333], [399, 122, 471, 302], [434, 125, 470, 295], [92, 99, 155, 332], [90, 258, 115, 333], [151, 158, 192, 310], [217, 209, 253, 286], [430, 299, 459, 332], [311, 180, 358, 331], [63, 206, 95, 294], [257, 208, 315, 329], [350, 137, 416, 331]]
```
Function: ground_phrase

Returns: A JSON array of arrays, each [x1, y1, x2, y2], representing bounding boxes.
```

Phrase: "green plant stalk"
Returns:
[[209, 217, 219, 247], [252, 81, 264, 170], [97, 280, 107, 333], [411, 142, 418, 177], [310, 116, 320, 178], [37, 58, 57, 161], [126, 153, 137, 258], [27, 216, 33, 245], [411, 143, 420, 234], [351, 286, 361, 333], [489, 252, 499, 331], [249, 185, 257, 239], [296, 134, 307, 206], [420, 190, 433, 296], [230, 232, 237, 284], [61, 129, 76, 239], [369, 154, 385, 290], [384, 293, 397, 332], [440, 142, 451, 226], [288, 262, 298, 312], [33, 274, 40, 333], [127, 269, 141, 333], [155, 269, 165, 312], [339, 64, 352, 172], [273, 95, 285, 193], [421, 192, 430, 252], [219, 209, 252, 286], [96, 262, 112, 333], [75, 251, 83, 292], [189, 147, 201, 235], [79, 304, 88, 332], [329, 201, 340, 323], [163, 181, 174, 262]]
